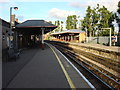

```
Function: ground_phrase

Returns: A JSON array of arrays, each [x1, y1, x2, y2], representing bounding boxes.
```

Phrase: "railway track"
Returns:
[[47, 41, 120, 89]]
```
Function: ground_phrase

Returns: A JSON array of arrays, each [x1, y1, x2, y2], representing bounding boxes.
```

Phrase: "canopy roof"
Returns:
[[15, 20, 57, 34], [51, 29, 85, 35]]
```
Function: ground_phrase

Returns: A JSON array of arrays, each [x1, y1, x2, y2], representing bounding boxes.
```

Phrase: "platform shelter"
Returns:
[[51, 29, 86, 43], [14, 20, 57, 49]]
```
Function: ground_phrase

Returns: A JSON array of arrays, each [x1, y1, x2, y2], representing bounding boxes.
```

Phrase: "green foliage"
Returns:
[[98, 6, 114, 28], [49, 21, 52, 24], [116, 1, 120, 34], [54, 20, 64, 32], [81, 4, 115, 37], [54, 21, 57, 26], [98, 29, 114, 36], [66, 15, 78, 30], [60, 21, 63, 32], [66, 16, 72, 30], [117, 1, 120, 14], [81, 6, 96, 37]]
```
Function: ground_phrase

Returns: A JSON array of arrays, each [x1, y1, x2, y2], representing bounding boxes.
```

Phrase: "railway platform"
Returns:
[[71, 42, 120, 53], [3, 43, 94, 89]]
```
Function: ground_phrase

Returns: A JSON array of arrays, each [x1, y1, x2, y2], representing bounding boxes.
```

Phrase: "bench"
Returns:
[[8, 49, 20, 60]]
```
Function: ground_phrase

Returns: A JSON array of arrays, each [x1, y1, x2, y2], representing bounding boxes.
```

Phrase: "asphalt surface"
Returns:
[[49, 43, 93, 88], [2, 48, 39, 88], [3, 44, 92, 89], [6, 45, 70, 88]]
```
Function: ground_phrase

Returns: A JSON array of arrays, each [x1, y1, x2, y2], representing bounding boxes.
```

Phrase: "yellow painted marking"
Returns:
[[49, 44, 76, 89]]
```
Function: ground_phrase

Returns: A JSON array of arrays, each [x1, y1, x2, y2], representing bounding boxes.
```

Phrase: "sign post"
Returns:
[[112, 35, 117, 46]]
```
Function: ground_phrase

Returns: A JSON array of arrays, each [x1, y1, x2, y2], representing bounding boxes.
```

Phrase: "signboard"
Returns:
[[112, 36, 117, 42]]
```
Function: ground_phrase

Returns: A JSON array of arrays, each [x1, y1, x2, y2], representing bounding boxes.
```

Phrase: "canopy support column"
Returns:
[[15, 31, 18, 50], [41, 28, 44, 50]]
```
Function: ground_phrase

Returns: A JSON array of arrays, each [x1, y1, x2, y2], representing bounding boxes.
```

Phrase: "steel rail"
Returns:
[[50, 42, 120, 89]]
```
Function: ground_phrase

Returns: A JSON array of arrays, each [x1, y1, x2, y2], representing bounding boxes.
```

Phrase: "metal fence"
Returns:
[[86, 36, 120, 46]]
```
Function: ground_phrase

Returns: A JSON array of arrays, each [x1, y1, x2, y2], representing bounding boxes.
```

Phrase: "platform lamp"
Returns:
[[9, 7, 18, 50]]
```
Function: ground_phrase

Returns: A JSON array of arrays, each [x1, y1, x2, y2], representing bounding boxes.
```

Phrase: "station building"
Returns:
[[51, 29, 86, 43], [1, 18, 10, 61], [15, 20, 57, 49], [1, 18, 57, 61], [1, 17, 19, 61], [1, 18, 10, 50]]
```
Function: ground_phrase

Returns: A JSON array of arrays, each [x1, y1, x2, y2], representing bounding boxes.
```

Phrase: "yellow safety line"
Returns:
[[49, 45, 76, 89]]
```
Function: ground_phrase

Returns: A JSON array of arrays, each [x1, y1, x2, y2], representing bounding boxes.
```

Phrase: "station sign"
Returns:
[[112, 36, 117, 42]]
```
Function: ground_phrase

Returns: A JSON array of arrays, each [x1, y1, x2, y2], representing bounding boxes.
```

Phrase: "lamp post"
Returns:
[[9, 7, 18, 49]]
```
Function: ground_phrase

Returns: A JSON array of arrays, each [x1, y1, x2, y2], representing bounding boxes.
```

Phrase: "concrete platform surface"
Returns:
[[70, 42, 120, 53], [4, 44, 93, 89]]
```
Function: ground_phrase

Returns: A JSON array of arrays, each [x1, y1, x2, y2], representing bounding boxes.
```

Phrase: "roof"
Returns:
[[0, 18, 10, 27], [51, 29, 85, 35], [15, 20, 57, 34], [16, 20, 57, 28]]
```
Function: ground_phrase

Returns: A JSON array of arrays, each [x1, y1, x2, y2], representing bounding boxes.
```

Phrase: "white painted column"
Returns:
[[71, 35, 73, 41], [41, 28, 44, 49], [65, 36, 67, 41], [68, 35, 69, 41]]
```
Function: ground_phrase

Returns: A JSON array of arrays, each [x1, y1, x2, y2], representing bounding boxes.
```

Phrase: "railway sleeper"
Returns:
[[58, 47, 120, 89], [55, 43, 120, 66], [59, 45, 120, 71]]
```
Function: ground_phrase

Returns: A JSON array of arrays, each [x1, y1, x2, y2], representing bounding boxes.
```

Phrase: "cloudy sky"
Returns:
[[0, 0, 119, 24]]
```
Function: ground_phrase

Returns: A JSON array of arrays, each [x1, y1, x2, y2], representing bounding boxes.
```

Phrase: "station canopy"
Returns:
[[51, 29, 85, 35], [15, 20, 57, 34]]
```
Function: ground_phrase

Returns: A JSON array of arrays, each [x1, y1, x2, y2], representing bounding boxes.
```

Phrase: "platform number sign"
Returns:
[[112, 36, 117, 42]]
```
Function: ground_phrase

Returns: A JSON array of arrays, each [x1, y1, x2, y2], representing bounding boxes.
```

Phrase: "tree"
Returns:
[[91, 4, 100, 36], [81, 4, 115, 36], [54, 20, 64, 32], [81, 6, 93, 37], [117, 1, 120, 14], [66, 15, 78, 30], [77, 16, 81, 29], [49, 21, 52, 24], [66, 16, 71, 30], [55, 20, 60, 32], [116, 1, 120, 34], [72, 15, 78, 29], [60, 21, 63, 31], [98, 6, 115, 36], [54, 21, 57, 26], [99, 6, 110, 28]]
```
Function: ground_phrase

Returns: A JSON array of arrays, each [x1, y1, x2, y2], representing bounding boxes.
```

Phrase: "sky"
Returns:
[[0, 0, 119, 31]]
